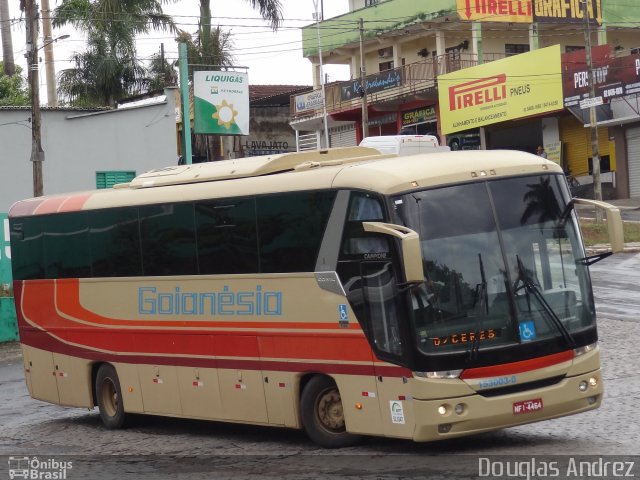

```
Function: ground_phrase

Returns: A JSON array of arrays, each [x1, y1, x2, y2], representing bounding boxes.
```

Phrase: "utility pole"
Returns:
[[41, 0, 57, 106], [583, 0, 603, 222], [26, 0, 44, 197], [359, 18, 369, 139], [313, 0, 329, 148]]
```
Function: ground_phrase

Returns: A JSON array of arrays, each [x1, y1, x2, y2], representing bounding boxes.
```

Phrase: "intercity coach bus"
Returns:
[[9, 146, 623, 447]]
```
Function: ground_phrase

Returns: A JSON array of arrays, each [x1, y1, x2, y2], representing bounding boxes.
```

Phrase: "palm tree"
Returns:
[[0, 0, 15, 75], [57, 32, 147, 106], [199, 0, 282, 56], [53, 0, 176, 106]]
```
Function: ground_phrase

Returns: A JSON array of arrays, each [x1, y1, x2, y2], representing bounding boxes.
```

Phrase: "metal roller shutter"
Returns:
[[626, 126, 640, 197], [329, 124, 357, 148]]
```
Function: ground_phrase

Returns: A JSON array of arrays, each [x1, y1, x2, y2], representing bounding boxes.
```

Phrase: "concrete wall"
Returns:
[[0, 88, 178, 212], [236, 105, 297, 157]]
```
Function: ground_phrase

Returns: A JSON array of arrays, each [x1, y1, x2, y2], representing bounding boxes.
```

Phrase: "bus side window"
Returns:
[[342, 193, 389, 255]]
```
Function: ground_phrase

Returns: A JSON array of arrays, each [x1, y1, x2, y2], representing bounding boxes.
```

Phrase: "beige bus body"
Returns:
[[11, 147, 613, 446]]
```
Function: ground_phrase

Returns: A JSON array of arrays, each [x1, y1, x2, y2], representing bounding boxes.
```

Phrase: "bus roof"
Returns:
[[9, 149, 563, 218]]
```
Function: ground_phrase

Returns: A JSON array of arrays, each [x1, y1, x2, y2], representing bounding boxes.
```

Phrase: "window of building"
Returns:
[[565, 46, 584, 53], [96, 171, 136, 189], [505, 44, 530, 56], [379, 60, 394, 72], [366, 0, 380, 6]]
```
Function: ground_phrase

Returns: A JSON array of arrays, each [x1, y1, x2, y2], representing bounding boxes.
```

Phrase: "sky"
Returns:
[[5, 0, 352, 94]]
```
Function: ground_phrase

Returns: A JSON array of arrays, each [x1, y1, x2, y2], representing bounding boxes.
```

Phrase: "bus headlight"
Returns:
[[574, 342, 598, 357], [579, 381, 588, 392], [589, 377, 598, 388]]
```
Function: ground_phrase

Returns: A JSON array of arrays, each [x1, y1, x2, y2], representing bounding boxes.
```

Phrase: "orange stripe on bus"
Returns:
[[54, 279, 362, 331], [58, 193, 92, 212], [460, 350, 574, 379], [19, 281, 374, 362], [33, 196, 69, 214], [9, 199, 45, 217]]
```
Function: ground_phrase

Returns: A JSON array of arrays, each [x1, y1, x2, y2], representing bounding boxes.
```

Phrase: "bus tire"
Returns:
[[300, 376, 363, 448], [95, 364, 127, 429]]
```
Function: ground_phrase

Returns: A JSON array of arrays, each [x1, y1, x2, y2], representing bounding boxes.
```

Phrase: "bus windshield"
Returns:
[[393, 173, 596, 361]]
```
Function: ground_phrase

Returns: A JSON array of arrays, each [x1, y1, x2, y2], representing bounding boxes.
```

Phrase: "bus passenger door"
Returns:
[[360, 261, 415, 440], [336, 192, 415, 438]]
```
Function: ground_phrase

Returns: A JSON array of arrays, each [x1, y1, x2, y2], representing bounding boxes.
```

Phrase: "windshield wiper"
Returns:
[[468, 254, 488, 361], [514, 256, 576, 349]]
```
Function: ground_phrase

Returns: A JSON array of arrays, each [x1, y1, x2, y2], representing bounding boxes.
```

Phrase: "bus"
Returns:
[[9, 146, 624, 448]]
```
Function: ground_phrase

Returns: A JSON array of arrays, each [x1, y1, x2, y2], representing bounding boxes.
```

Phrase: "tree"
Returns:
[[176, 27, 234, 78], [147, 47, 178, 91], [0, 63, 29, 106], [57, 32, 147, 106], [53, 0, 176, 106], [0, 0, 15, 75], [198, 0, 282, 57]]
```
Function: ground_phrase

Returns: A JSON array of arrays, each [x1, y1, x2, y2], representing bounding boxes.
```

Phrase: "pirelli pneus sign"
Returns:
[[438, 45, 563, 135]]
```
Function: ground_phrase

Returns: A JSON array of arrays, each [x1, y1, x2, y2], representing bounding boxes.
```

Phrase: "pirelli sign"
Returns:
[[438, 45, 563, 134], [456, 0, 601, 24]]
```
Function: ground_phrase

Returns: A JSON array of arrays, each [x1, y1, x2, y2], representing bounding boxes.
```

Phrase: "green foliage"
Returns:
[[176, 28, 234, 79], [53, 0, 176, 107], [580, 221, 640, 246], [0, 63, 29, 106], [147, 51, 178, 91]]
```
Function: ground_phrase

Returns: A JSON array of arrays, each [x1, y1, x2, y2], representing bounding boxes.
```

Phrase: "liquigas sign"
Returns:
[[438, 45, 563, 134], [194, 71, 249, 135]]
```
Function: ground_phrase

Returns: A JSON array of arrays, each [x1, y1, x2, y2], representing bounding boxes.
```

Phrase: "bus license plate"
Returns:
[[513, 398, 543, 415]]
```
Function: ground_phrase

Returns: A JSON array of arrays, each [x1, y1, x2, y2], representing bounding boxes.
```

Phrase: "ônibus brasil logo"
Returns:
[[8, 456, 73, 479]]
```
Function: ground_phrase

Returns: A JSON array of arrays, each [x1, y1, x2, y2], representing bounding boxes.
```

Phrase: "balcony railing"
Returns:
[[291, 52, 505, 122]]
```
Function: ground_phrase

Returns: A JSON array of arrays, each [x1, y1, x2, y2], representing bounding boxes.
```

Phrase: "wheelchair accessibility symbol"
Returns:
[[519, 320, 537, 342], [338, 304, 349, 322]]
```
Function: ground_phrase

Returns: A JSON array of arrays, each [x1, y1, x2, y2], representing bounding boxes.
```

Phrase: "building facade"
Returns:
[[292, 0, 640, 198]]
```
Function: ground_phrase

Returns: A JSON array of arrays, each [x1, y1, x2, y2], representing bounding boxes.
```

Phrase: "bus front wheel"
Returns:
[[95, 364, 127, 429], [300, 376, 362, 448]]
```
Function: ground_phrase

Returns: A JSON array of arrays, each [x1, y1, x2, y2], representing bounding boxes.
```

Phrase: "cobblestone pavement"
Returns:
[[0, 254, 639, 479]]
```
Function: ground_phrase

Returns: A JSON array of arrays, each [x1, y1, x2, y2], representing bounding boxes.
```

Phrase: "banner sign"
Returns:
[[294, 90, 325, 113], [194, 71, 249, 135], [562, 45, 640, 107], [341, 70, 402, 101], [533, 0, 601, 24], [456, 0, 532, 23], [401, 106, 436, 126], [457, 0, 601, 24], [438, 45, 563, 135]]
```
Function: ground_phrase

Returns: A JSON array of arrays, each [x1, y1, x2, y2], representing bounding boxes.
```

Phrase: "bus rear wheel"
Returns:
[[300, 376, 362, 448], [95, 364, 127, 429]]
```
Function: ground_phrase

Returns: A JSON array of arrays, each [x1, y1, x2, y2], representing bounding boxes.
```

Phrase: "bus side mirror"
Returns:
[[362, 222, 424, 283], [573, 198, 624, 253]]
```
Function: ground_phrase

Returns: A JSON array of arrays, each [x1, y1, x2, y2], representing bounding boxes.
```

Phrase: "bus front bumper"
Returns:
[[412, 369, 602, 442]]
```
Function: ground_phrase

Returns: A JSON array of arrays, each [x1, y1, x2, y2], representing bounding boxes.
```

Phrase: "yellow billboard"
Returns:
[[438, 45, 562, 135], [457, 0, 532, 22]]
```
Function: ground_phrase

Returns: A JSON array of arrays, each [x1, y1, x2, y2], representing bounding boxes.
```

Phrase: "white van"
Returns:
[[359, 135, 450, 156]]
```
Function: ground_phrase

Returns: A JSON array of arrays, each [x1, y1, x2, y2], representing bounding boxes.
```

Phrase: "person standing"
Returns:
[[536, 146, 547, 158]]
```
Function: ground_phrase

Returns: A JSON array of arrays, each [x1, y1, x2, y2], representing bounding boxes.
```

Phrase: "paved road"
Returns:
[[0, 253, 639, 479]]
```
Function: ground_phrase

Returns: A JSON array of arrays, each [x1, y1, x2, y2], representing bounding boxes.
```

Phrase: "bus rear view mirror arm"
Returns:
[[362, 222, 424, 283], [572, 198, 624, 254]]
